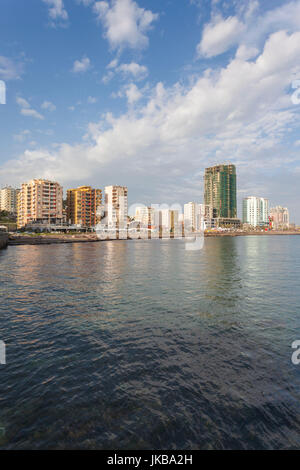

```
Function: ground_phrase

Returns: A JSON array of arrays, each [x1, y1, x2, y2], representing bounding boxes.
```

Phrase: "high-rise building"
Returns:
[[270, 206, 290, 230], [204, 164, 237, 218], [243, 197, 269, 227], [135, 206, 155, 228], [17, 179, 63, 228], [0, 186, 20, 214], [184, 202, 207, 232], [67, 186, 102, 227], [160, 209, 179, 232], [104, 185, 128, 228], [204, 164, 239, 227]]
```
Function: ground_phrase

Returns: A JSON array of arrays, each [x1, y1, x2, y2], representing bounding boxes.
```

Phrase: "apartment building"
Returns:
[[104, 185, 128, 228], [67, 186, 102, 227], [184, 202, 208, 232], [135, 206, 155, 228], [0, 186, 20, 214], [17, 179, 63, 228], [270, 206, 290, 230], [243, 197, 269, 227], [160, 209, 179, 232]]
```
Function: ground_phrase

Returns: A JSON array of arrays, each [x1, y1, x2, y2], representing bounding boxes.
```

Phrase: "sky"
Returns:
[[0, 0, 300, 222]]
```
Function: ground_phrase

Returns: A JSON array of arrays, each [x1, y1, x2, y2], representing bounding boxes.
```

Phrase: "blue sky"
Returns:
[[0, 0, 300, 222]]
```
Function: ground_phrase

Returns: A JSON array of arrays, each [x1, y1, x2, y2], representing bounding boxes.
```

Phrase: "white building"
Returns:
[[104, 185, 128, 228], [135, 206, 155, 227], [0, 186, 20, 214], [270, 206, 290, 230], [184, 202, 207, 232], [242, 197, 269, 227], [160, 209, 179, 232]]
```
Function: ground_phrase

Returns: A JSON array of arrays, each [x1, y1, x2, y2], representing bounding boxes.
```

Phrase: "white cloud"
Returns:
[[42, 0, 68, 24], [236, 44, 259, 61], [0, 56, 24, 80], [72, 56, 91, 73], [21, 109, 45, 120], [197, 0, 300, 59], [117, 62, 148, 80], [16, 97, 30, 109], [124, 83, 142, 104], [115, 83, 142, 104], [16, 97, 44, 120], [197, 15, 245, 58], [93, 0, 158, 50], [102, 60, 148, 83], [41, 100, 56, 111]]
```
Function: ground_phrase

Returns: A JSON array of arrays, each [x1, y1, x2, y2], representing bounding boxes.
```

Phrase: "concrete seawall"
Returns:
[[0, 232, 8, 249]]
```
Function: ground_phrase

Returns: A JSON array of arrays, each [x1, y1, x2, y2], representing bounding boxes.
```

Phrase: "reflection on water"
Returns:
[[0, 237, 300, 449]]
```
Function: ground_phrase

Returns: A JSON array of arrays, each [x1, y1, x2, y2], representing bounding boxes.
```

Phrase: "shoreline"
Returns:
[[6, 230, 300, 246]]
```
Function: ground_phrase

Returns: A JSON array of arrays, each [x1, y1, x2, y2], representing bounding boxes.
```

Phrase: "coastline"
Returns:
[[6, 230, 300, 246]]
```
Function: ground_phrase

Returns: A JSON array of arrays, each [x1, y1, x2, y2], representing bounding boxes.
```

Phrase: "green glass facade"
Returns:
[[204, 164, 237, 219]]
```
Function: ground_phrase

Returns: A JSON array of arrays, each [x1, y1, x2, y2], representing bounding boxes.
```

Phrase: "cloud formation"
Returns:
[[72, 56, 91, 73], [197, 0, 300, 58], [16, 97, 44, 120], [0, 56, 24, 80], [41, 100, 56, 111], [42, 0, 68, 26], [93, 0, 158, 50]]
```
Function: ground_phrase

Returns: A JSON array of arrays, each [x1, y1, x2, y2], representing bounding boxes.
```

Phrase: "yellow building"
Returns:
[[17, 179, 63, 228], [67, 186, 102, 227]]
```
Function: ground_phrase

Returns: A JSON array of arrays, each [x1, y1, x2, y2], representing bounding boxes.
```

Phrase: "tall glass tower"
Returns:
[[204, 164, 237, 219]]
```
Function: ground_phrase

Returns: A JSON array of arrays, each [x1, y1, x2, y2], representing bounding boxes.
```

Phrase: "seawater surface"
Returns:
[[0, 236, 300, 449]]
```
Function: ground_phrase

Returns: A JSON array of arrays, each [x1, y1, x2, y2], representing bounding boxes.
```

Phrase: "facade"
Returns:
[[0, 186, 20, 214], [135, 206, 155, 228], [17, 179, 63, 228], [204, 164, 237, 221], [270, 206, 290, 230], [105, 185, 128, 228], [67, 186, 102, 227], [160, 209, 179, 232], [184, 202, 207, 232], [242, 197, 269, 227]]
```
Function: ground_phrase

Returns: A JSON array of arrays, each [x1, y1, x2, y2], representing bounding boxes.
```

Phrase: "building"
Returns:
[[160, 209, 179, 232], [242, 197, 269, 227], [17, 179, 63, 228], [104, 185, 128, 228], [270, 206, 290, 230], [135, 206, 155, 228], [204, 164, 240, 227], [0, 186, 20, 214], [67, 186, 102, 227], [184, 202, 207, 232]]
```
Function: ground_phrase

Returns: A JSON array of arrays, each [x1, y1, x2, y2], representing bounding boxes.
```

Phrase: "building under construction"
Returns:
[[204, 164, 240, 228]]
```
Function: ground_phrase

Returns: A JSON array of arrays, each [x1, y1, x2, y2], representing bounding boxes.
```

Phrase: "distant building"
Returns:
[[204, 164, 240, 227], [17, 179, 63, 229], [0, 186, 20, 214], [135, 206, 155, 228], [160, 209, 179, 232], [184, 202, 207, 232], [67, 186, 102, 227], [270, 206, 290, 230], [243, 197, 269, 227], [105, 185, 128, 228]]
